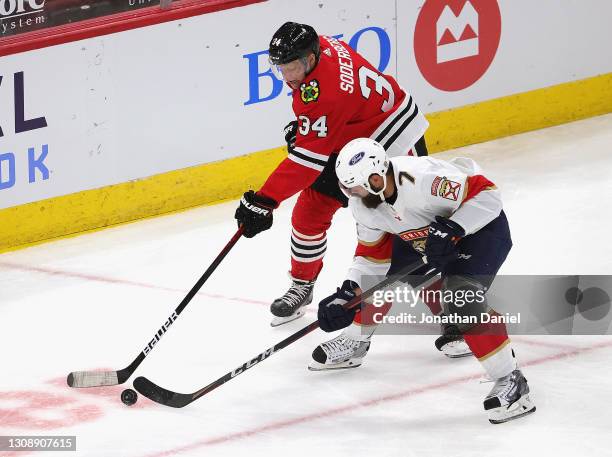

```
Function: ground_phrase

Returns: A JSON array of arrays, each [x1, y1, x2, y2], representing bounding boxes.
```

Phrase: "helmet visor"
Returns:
[[269, 57, 308, 82]]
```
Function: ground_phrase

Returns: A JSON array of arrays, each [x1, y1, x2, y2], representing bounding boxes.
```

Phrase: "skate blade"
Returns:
[[308, 360, 363, 371], [270, 309, 305, 327], [441, 340, 473, 358], [444, 351, 473, 359], [488, 395, 536, 424]]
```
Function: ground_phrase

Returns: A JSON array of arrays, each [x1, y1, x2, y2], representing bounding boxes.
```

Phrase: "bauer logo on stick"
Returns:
[[144, 311, 178, 354]]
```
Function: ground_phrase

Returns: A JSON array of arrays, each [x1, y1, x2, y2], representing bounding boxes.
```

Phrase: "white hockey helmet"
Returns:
[[336, 138, 390, 199]]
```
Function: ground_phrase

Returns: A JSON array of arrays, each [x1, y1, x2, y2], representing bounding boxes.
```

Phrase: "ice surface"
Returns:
[[1, 114, 611, 457]]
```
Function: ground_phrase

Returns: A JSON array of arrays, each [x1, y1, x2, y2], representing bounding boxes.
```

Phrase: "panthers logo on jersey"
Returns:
[[399, 227, 429, 254], [300, 80, 320, 103]]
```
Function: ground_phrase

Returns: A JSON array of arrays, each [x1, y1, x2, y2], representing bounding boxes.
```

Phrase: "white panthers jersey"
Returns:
[[346, 155, 503, 286]]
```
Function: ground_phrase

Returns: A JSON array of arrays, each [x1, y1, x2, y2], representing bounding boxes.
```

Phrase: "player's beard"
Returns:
[[362, 193, 383, 209]]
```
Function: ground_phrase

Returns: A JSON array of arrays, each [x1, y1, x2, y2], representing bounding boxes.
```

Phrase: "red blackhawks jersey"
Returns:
[[346, 156, 502, 286], [259, 35, 429, 204]]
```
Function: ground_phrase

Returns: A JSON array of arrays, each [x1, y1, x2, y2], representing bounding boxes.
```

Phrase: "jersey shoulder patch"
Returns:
[[300, 79, 320, 103], [430, 176, 462, 201]]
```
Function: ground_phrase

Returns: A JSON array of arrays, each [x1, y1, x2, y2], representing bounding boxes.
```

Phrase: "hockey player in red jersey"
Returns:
[[313, 137, 536, 424], [234, 22, 436, 326]]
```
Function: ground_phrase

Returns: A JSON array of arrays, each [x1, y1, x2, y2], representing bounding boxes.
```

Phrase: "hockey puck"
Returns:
[[121, 388, 138, 406]]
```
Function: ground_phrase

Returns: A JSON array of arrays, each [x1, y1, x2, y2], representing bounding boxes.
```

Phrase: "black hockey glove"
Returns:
[[425, 216, 466, 271], [235, 190, 277, 238], [284, 120, 298, 150], [318, 280, 360, 332]]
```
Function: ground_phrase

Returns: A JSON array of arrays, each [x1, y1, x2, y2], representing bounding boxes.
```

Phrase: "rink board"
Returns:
[[1, 0, 612, 251]]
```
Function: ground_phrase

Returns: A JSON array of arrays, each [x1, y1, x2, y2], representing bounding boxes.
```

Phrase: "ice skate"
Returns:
[[309, 332, 371, 371], [434, 323, 472, 358], [270, 276, 314, 327], [484, 369, 536, 424]]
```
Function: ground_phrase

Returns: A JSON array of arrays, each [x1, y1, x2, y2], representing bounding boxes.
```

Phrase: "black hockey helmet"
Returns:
[[269, 22, 320, 66]]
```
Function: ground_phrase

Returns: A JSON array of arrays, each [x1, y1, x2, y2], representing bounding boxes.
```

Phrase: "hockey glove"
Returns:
[[318, 280, 360, 332], [425, 216, 466, 271], [284, 120, 298, 150], [235, 190, 277, 238]]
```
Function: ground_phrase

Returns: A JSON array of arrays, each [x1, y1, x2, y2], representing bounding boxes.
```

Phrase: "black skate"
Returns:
[[484, 369, 536, 424], [270, 277, 314, 327], [434, 323, 472, 358]]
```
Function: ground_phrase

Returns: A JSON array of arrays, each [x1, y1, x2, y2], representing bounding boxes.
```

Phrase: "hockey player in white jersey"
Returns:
[[311, 138, 535, 424]]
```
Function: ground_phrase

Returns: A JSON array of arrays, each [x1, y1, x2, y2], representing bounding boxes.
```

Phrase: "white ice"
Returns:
[[1, 114, 612, 457]]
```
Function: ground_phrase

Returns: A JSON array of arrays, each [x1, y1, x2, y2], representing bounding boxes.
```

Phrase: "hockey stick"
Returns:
[[133, 258, 436, 408], [67, 226, 244, 388]]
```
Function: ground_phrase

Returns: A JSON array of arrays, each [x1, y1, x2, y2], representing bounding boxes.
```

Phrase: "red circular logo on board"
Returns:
[[414, 0, 501, 91]]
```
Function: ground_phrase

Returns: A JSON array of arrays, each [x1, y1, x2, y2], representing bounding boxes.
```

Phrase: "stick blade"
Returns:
[[67, 370, 120, 388], [133, 376, 192, 408]]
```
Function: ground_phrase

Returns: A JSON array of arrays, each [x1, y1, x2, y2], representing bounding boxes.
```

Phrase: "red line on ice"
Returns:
[[511, 336, 580, 351], [137, 339, 612, 457], [0, 261, 268, 306]]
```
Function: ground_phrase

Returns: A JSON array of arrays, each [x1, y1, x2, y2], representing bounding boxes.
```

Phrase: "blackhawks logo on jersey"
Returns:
[[300, 79, 320, 103]]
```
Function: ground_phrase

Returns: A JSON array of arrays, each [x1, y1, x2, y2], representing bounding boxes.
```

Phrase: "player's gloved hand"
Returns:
[[235, 190, 277, 238], [425, 216, 466, 270], [284, 120, 298, 150], [318, 280, 360, 332]]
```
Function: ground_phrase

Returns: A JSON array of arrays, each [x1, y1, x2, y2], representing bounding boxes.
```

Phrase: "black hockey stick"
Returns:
[[67, 226, 244, 388], [133, 258, 436, 408]]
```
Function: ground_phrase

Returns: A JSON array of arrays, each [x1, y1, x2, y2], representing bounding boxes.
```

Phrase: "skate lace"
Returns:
[[487, 372, 518, 401], [283, 282, 312, 307], [322, 335, 360, 361], [327, 335, 350, 351]]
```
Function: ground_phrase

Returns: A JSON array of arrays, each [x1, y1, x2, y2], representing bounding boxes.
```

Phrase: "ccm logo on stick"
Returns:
[[230, 347, 276, 377]]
